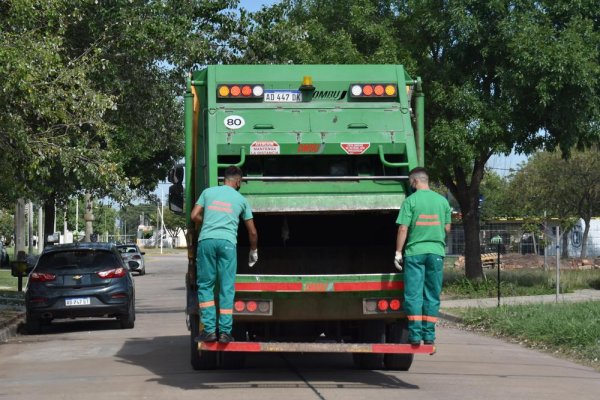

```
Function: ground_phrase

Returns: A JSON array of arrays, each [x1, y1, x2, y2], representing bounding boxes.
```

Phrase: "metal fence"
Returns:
[[447, 218, 600, 259]]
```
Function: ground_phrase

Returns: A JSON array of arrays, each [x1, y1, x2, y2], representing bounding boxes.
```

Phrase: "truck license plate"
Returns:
[[65, 297, 91, 306], [264, 90, 302, 102]]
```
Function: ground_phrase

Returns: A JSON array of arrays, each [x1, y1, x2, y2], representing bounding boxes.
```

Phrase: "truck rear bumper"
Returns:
[[200, 341, 435, 355]]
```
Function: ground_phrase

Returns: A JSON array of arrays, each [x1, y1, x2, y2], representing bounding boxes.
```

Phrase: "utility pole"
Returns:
[[84, 193, 94, 242], [28, 201, 34, 253], [37, 205, 44, 252]]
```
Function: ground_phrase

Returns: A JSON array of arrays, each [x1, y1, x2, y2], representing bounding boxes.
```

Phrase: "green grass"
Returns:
[[442, 268, 600, 299], [455, 301, 600, 371]]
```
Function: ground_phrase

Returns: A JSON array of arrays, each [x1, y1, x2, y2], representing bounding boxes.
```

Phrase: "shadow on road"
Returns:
[[114, 335, 420, 391]]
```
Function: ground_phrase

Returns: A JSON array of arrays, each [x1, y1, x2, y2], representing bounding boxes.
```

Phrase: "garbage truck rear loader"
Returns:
[[168, 64, 432, 371]]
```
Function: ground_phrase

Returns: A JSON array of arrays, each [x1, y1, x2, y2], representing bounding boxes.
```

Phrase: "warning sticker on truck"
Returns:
[[250, 141, 280, 155], [340, 143, 370, 155]]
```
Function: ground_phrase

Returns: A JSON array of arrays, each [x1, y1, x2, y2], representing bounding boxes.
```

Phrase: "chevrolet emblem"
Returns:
[[72, 275, 83, 280]]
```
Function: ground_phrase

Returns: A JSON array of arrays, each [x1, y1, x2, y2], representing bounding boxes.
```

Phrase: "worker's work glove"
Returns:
[[394, 251, 403, 271], [248, 249, 258, 267]]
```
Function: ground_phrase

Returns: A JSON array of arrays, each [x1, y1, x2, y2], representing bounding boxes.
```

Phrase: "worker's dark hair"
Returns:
[[224, 166, 243, 181], [409, 167, 429, 183]]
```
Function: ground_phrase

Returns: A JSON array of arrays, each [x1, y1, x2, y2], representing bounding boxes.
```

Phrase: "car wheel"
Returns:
[[119, 299, 135, 329], [139, 268, 145, 276], [25, 312, 41, 334], [353, 320, 385, 369], [384, 320, 414, 371]]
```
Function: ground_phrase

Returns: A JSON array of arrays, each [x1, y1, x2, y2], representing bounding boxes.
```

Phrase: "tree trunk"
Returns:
[[561, 229, 569, 258], [43, 198, 55, 245], [462, 208, 484, 280], [581, 218, 591, 258]]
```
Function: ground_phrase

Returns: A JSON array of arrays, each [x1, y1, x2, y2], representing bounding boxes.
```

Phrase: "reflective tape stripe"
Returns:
[[423, 316, 438, 323], [419, 214, 439, 219], [415, 221, 441, 226], [199, 300, 215, 308], [220, 308, 233, 315], [407, 315, 423, 321]]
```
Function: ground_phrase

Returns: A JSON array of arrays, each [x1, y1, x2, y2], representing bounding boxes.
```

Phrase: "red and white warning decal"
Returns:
[[340, 142, 370, 155], [250, 141, 280, 155]]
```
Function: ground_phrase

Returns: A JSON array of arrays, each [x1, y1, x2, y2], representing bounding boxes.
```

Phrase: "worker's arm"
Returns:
[[396, 225, 408, 253], [244, 218, 258, 250], [445, 223, 451, 235], [191, 204, 204, 225]]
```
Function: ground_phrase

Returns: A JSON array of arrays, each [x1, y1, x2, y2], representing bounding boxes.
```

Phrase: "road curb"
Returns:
[[0, 312, 24, 342]]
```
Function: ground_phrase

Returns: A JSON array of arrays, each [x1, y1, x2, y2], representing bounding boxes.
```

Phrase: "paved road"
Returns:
[[0, 253, 599, 400]]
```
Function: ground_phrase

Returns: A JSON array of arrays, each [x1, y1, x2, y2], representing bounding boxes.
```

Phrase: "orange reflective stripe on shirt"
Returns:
[[220, 308, 233, 315], [199, 300, 215, 308], [416, 213, 441, 226], [416, 221, 441, 226]]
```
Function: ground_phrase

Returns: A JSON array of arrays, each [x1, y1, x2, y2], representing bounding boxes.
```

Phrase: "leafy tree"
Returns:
[[1, 1, 244, 239], [163, 209, 187, 247], [243, 0, 600, 279], [509, 149, 600, 258]]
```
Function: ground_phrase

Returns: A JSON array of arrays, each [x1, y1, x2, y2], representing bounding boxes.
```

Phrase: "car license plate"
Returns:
[[264, 90, 302, 103], [65, 297, 91, 306]]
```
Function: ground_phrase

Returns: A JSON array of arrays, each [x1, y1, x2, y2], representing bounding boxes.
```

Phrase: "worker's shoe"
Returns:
[[195, 330, 217, 342], [409, 339, 421, 346], [218, 332, 235, 343], [423, 340, 435, 345]]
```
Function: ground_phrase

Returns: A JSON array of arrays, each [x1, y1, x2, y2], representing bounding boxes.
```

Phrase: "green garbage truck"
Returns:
[[167, 64, 432, 371]]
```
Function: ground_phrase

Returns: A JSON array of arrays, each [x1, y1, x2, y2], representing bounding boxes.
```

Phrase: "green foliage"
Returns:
[[458, 301, 600, 370]]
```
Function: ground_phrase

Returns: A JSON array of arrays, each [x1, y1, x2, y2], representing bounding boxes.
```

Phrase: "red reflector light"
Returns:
[[30, 272, 56, 282], [377, 299, 389, 311], [97, 267, 126, 279], [246, 301, 257, 312], [230, 85, 241, 97], [362, 85, 373, 96], [111, 293, 127, 299], [234, 301, 245, 312], [241, 85, 252, 96], [29, 297, 48, 303], [390, 299, 401, 310]]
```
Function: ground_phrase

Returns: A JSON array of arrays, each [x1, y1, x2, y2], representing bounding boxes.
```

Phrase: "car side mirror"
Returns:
[[141, 252, 145, 255]]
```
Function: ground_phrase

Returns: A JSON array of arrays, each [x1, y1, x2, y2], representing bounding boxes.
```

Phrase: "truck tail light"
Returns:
[[97, 267, 126, 279], [350, 83, 397, 99], [30, 272, 56, 282], [217, 84, 264, 99], [233, 299, 272, 315], [363, 298, 403, 314]]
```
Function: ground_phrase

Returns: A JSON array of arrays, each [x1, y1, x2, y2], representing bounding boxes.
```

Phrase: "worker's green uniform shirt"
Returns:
[[396, 189, 451, 257], [196, 185, 253, 245]]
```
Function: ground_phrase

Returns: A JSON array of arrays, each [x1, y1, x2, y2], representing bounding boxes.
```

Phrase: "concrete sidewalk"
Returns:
[[441, 289, 600, 309]]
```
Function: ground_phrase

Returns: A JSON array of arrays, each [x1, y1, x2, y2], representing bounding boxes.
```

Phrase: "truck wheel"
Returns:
[[220, 323, 246, 369], [190, 314, 217, 370], [353, 320, 385, 369], [384, 320, 414, 371]]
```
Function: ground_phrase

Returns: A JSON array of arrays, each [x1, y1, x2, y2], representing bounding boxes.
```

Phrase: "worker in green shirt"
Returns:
[[394, 167, 451, 345], [191, 166, 258, 343]]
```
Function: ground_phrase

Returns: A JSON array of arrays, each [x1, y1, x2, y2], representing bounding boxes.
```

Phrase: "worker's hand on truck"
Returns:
[[394, 251, 403, 271], [248, 249, 258, 267]]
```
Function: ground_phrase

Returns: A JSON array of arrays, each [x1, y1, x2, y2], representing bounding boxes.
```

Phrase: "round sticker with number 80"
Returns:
[[224, 115, 245, 130]]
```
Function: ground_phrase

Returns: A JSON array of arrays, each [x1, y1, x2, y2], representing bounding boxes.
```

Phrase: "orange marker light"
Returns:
[[218, 85, 230, 97], [230, 85, 241, 97], [374, 85, 384, 96], [241, 85, 252, 96], [362, 85, 373, 96]]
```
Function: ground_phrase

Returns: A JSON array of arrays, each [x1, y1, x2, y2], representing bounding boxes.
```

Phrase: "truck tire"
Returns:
[[190, 314, 217, 370], [220, 323, 247, 369], [353, 320, 385, 369], [384, 320, 414, 371]]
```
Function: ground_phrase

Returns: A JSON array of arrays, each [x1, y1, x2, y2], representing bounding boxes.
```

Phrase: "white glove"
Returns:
[[394, 251, 403, 271], [248, 249, 258, 267]]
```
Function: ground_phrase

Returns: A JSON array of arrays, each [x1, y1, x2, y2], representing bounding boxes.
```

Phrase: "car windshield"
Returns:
[[36, 250, 119, 271], [117, 246, 138, 254]]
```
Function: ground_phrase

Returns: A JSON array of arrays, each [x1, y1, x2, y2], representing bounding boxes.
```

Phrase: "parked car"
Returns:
[[25, 242, 135, 334], [117, 244, 146, 275]]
